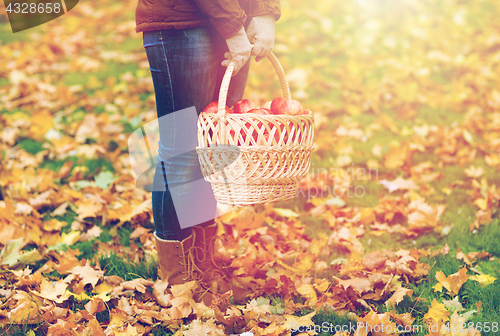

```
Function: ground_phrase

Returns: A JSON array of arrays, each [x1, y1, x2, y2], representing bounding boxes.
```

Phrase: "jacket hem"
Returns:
[[210, 10, 247, 39], [136, 20, 210, 33]]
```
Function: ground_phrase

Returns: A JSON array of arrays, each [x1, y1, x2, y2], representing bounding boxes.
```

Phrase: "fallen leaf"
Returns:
[[0, 238, 43, 267], [443, 297, 464, 313], [297, 284, 318, 306], [273, 208, 299, 218], [129, 226, 151, 239], [435, 267, 468, 295], [182, 318, 226, 336], [34, 278, 71, 303], [424, 298, 450, 323], [385, 287, 413, 307], [469, 274, 496, 286], [114, 324, 141, 336], [464, 166, 484, 178], [152, 280, 171, 307], [71, 264, 104, 288], [379, 177, 418, 193]]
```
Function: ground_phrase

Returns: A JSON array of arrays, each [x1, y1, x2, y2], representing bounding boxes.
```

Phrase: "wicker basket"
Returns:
[[196, 53, 314, 205]]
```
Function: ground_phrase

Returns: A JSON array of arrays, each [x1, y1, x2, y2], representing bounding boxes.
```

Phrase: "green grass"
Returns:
[[39, 156, 115, 179], [151, 325, 176, 336], [18, 138, 45, 155], [346, 179, 386, 208], [0, 22, 35, 43], [443, 218, 500, 258], [98, 251, 158, 281], [302, 216, 331, 240], [62, 62, 140, 86], [0, 321, 46, 336], [309, 309, 359, 336]]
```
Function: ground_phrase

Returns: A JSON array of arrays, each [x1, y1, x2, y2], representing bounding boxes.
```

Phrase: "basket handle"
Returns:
[[218, 52, 291, 116], [217, 52, 292, 143]]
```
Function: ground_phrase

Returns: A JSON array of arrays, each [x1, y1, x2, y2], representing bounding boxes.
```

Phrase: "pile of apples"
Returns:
[[202, 98, 307, 146], [202, 97, 307, 116]]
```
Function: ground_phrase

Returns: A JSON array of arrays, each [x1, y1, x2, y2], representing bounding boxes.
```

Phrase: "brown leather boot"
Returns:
[[154, 232, 200, 285], [191, 223, 232, 295], [155, 232, 213, 305]]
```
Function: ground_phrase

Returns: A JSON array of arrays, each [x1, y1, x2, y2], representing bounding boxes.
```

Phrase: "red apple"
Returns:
[[247, 108, 271, 115], [233, 99, 256, 114], [244, 108, 272, 144], [247, 108, 271, 135], [270, 97, 287, 115], [272, 122, 283, 143], [270, 97, 304, 115], [203, 101, 233, 114], [283, 100, 304, 115], [229, 122, 250, 146], [271, 122, 289, 144], [257, 133, 271, 146]]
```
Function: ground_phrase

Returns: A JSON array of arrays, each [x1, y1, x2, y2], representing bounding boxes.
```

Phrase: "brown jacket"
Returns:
[[135, 0, 280, 39]]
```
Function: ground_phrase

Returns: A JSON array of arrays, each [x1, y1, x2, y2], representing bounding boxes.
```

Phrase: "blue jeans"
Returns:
[[143, 27, 249, 240]]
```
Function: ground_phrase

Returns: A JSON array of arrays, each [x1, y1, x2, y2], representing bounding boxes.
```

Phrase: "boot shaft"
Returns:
[[154, 232, 201, 285]]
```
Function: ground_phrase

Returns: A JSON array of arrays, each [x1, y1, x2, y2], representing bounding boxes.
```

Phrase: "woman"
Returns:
[[135, 0, 280, 299]]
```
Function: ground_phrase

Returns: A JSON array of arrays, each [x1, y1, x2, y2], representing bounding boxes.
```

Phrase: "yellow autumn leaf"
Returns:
[[182, 318, 225, 336], [435, 267, 468, 295], [34, 278, 71, 303], [462, 129, 474, 145], [433, 283, 444, 292], [71, 292, 91, 301], [473, 198, 488, 211], [108, 311, 129, 329], [284, 311, 316, 331], [297, 283, 317, 305], [29, 111, 54, 141], [170, 280, 197, 298], [114, 324, 140, 336], [386, 287, 413, 307], [95, 281, 114, 302], [424, 298, 450, 323], [442, 187, 452, 195], [273, 208, 299, 218], [414, 124, 430, 137], [58, 231, 81, 245], [464, 166, 484, 178], [71, 264, 104, 288], [485, 154, 500, 167], [152, 279, 171, 307], [8, 300, 39, 323], [86, 75, 102, 89], [469, 274, 496, 286]]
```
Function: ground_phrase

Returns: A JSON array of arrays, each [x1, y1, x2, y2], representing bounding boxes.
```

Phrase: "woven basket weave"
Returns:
[[196, 53, 314, 205]]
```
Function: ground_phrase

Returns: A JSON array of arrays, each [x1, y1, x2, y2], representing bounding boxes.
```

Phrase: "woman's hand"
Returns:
[[246, 14, 275, 62], [223, 27, 252, 76]]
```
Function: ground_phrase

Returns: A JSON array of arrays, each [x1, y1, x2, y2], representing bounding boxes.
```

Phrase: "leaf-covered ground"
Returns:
[[1, 0, 500, 335]]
